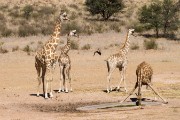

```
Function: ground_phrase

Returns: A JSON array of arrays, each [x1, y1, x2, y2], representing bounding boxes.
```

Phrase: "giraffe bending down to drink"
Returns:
[[35, 12, 69, 99], [58, 30, 79, 93], [120, 61, 168, 105], [106, 29, 135, 93]]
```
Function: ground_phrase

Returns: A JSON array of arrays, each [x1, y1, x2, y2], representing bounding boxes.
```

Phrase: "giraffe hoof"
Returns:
[[107, 90, 110, 93], [163, 101, 168, 104], [65, 91, 69, 93]]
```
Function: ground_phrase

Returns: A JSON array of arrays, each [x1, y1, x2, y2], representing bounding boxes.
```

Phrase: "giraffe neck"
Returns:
[[51, 19, 61, 41], [120, 31, 131, 55], [62, 34, 71, 54], [44, 19, 62, 52]]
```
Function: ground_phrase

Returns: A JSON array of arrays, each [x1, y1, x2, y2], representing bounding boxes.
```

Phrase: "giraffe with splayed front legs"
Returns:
[[35, 12, 69, 99], [106, 29, 135, 93], [120, 61, 168, 105], [58, 30, 79, 93]]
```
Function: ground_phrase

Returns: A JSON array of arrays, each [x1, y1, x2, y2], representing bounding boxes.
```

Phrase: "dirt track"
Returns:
[[0, 32, 180, 119]]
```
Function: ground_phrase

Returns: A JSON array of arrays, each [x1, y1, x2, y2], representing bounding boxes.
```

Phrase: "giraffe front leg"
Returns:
[[67, 66, 72, 92], [37, 76, 41, 97], [58, 65, 64, 93], [49, 81, 53, 98], [49, 67, 54, 98], [44, 80, 48, 99], [64, 67, 69, 93]]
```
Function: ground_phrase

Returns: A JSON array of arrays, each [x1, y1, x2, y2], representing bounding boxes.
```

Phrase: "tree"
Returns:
[[85, 0, 124, 20], [138, 0, 180, 38], [23, 5, 33, 20], [162, 0, 180, 36], [138, 1, 163, 37]]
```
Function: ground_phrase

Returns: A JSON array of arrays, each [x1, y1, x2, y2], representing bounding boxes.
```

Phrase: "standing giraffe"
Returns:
[[106, 29, 135, 93], [35, 12, 69, 99], [120, 61, 168, 105], [58, 30, 79, 93]]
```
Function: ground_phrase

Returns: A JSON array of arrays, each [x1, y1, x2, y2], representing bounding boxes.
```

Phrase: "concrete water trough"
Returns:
[[76, 98, 164, 111]]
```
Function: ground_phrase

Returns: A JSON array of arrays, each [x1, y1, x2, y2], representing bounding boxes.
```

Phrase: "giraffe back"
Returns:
[[136, 61, 153, 85]]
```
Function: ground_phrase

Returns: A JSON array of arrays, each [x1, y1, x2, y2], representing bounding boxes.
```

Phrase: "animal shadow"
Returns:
[[30, 94, 44, 98]]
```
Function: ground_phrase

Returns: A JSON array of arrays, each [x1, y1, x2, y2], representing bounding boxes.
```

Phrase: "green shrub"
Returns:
[[81, 44, 91, 50], [0, 5, 9, 12], [0, 47, 8, 54], [18, 24, 38, 37], [9, 9, 20, 18], [12, 46, 19, 52], [0, 13, 6, 22], [0, 42, 4, 46], [144, 39, 158, 50], [22, 5, 34, 20], [40, 25, 54, 35], [69, 11, 78, 20], [61, 21, 82, 35], [70, 40, 79, 50], [23, 45, 33, 54], [131, 43, 139, 50], [69, 4, 79, 10], [1, 28, 12, 37], [109, 23, 121, 32], [60, 5, 70, 13], [38, 6, 56, 16]]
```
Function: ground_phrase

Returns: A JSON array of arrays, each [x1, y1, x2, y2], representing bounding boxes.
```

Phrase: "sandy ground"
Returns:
[[0, 32, 180, 120]]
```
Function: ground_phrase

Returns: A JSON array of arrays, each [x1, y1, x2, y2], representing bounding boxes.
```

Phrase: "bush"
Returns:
[[1, 28, 12, 37], [69, 11, 78, 20], [38, 6, 56, 16], [22, 5, 34, 20], [0, 47, 8, 54], [0, 13, 6, 22], [40, 25, 54, 35], [131, 43, 139, 50], [18, 24, 38, 37], [61, 21, 82, 35], [69, 4, 79, 10], [81, 44, 91, 50], [12, 46, 19, 52], [144, 39, 158, 50], [109, 22, 121, 32], [70, 40, 79, 50], [23, 45, 33, 55]]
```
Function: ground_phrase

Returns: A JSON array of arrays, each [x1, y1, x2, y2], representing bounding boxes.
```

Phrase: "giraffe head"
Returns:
[[128, 29, 135, 35], [128, 29, 136, 37], [69, 30, 79, 38], [59, 12, 69, 21]]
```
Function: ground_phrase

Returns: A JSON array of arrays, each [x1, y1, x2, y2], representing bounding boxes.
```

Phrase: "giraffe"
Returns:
[[106, 29, 135, 93], [35, 12, 69, 99], [120, 61, 168, 105], [58, 30, 79, 93]]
